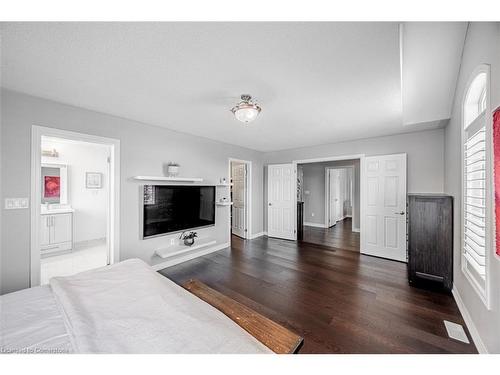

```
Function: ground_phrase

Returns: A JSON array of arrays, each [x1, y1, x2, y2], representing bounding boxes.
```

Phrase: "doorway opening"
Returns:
[[31, 126, 120, 287], [229, 158, 251, 240], [297, 159, 361, 252]]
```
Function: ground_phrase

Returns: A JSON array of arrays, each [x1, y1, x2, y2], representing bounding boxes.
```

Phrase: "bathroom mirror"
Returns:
[[41, 163, 68, 204]]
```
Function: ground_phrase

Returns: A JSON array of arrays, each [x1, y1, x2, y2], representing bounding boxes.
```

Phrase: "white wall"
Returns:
[[444, 22, 500, 353], [300, 159, 360, 230], [41, 138, 109, 244], [264, 128, 445, 229], [0, 89, 265, 294]]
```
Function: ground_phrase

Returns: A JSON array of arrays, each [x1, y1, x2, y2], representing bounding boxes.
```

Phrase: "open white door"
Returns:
[[328, 169, 338, 227], [361, 154, 407, 262], [267, 164, 296, 240], [231, 163, 247, 238], [327, 168, 345, 227]]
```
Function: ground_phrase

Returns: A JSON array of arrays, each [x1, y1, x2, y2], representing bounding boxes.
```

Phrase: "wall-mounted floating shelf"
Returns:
[[216, 202, 233, 206], [216, 183, 233, 187], [155, 238, 217, 259], [133, 176, 203, 182]]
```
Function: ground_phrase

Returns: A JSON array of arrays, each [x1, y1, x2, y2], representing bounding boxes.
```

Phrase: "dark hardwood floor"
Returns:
[[303, 218, 360, 252], [159, 235, 477, 354]]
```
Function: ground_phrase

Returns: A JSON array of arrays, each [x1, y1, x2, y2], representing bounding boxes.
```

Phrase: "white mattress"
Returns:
[[0, 259, 272, 354], [0, 285, 73, 354]]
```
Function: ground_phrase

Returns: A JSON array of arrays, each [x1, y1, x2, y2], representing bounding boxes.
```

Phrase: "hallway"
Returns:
[[302, 218, 360, 252]]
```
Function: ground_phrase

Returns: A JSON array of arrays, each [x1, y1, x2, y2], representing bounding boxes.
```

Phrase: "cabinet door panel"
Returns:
[[52, 213, 73, 244], [40, 216, 51, 246]]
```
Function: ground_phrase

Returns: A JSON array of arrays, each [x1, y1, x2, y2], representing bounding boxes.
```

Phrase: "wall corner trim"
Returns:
[[452, 286, 489, 353]]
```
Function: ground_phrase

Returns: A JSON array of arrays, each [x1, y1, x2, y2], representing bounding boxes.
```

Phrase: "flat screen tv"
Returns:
[[142, 185, 215, 238]]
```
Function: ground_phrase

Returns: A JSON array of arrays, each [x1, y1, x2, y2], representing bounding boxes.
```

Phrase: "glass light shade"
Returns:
[[232, 103, 261, 123]]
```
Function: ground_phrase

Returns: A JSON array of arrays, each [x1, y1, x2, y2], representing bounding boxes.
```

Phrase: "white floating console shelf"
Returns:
[[133, 176, 203, 182], [216, 183, 233, 186], [155, 238, 217, 259], [216, 202, 233, 206]]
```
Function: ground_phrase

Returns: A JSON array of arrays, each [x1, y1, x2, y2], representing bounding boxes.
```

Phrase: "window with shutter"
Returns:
[[461, 67, 491, 308]]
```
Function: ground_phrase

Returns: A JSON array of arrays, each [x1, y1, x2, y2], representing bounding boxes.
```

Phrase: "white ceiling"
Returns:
[[402, 22, 467, 126], [0, 22, 466, 152]]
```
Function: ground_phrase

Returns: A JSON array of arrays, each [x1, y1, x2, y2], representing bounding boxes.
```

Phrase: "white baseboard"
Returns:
[[151, 242, 229, 271], [304, 222, 327, 228], [249, 231, 266, 239], [352, 227, 360, 233], [452, 286, 488, 353]]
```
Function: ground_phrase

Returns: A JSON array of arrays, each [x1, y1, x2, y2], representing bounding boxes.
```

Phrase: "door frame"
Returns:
[[30, 125, 121, 287], [228, 158, 252, 242], [293, 154, 365, 244], [325, 166, 354, 228]]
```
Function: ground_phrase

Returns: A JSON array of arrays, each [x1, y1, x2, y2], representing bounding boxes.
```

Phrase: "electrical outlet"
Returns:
[[4, 198, 29, 210]]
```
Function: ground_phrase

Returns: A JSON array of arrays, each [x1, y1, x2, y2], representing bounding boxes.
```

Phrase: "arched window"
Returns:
[[462, 65, 491, 307]]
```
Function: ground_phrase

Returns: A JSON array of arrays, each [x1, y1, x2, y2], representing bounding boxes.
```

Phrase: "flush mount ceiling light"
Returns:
[[231, 94, 261, 123]]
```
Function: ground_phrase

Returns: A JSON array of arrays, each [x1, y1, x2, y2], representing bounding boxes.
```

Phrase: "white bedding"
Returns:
[[1, 259, 272, 354], [0, 285, 73, 353]]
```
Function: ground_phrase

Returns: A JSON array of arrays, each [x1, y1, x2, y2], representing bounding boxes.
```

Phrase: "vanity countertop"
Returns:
[[41, 207, 75, 215]]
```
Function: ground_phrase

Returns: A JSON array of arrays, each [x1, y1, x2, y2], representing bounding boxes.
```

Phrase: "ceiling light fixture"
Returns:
[[231, 94, 261, 123]]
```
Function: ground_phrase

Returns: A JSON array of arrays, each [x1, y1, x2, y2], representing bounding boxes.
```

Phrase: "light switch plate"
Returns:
[[4, 198, 29, 210]]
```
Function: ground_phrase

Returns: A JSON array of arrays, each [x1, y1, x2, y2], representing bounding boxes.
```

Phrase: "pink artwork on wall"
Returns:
[[44, 176, 60, 198], [493, 109, 500, 256]]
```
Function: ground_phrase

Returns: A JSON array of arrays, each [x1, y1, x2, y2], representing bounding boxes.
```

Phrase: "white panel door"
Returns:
[[328, 169, 338, 227], [267, 164, 296, 240], [51, 213, 73, 244], [361, 154, 407, 262], [336, 169, 345, 221], [231, 163, 247, 238]]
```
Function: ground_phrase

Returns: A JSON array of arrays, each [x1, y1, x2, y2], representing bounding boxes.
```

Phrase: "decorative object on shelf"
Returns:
[[86, 172, 102, 189], [166, 162, 180, 177], [231, 94, 261, 123], [180, 231, 198, 247], [42, 148, 59, 158]]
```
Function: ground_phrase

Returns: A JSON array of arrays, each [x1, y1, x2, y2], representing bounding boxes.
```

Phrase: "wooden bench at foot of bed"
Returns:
[[183, 279, 303, 354]]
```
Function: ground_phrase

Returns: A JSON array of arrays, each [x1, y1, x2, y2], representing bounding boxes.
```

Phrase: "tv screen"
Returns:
[[142, 185, 215, 238]]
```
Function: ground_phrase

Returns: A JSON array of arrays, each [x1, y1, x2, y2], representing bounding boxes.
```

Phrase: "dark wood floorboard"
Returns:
[[302, 218, 360, 252], [159, 233, 477, 354]]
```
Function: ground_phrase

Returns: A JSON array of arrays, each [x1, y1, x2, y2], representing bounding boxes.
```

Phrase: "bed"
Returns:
[[0, 259, 302, 354]]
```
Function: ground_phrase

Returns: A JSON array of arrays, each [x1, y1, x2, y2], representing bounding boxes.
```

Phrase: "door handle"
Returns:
[[395, 211, 405, 215]]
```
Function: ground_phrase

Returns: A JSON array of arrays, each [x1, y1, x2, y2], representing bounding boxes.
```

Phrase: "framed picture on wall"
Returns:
[[86, 172, 102, 189]]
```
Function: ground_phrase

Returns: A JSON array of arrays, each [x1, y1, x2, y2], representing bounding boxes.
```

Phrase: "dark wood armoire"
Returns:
[[407, 194, 454, 293]]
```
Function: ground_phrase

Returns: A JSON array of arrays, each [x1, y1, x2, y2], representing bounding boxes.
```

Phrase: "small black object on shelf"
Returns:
[[180, 231, 198, 247]]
